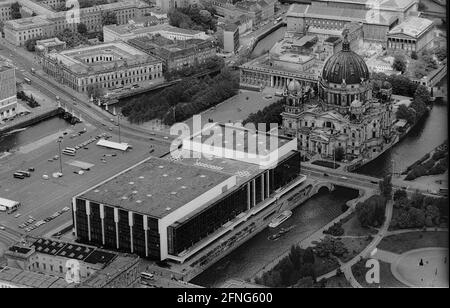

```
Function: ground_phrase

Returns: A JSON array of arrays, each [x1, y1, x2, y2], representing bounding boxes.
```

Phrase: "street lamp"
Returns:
[[57, 136, 63, 174], [117, 113, 122, 144]]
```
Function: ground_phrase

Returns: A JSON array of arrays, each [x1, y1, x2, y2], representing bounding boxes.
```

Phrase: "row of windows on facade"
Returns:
[[31, 261, 93, 279], [286, 120, 379, 137], [0, 108, 16, 119]]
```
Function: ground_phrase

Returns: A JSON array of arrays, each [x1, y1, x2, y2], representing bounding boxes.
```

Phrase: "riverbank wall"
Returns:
[[0, 108, 62, 135]]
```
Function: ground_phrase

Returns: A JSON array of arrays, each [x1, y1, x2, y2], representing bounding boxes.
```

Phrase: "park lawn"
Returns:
[[313, 256, 340, 277], [339, 237, 372, 263], [378, 231, 448, 254], [341, 213, 378, 237], [353, 259, 407, 288]]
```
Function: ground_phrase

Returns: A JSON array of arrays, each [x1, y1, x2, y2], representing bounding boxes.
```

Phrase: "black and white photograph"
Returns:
[[0, 0, 448, 293]]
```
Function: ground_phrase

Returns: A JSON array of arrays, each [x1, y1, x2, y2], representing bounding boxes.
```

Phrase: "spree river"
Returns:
[[0, 117, 71, 153], [356, 104, 448, 177]]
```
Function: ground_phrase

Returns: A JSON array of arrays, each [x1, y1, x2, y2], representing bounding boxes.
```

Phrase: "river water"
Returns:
[[356, 104, 448, 177], [191, 186, 358, 287], [251, 27, 286, 58], [0, 117, 71, 153]]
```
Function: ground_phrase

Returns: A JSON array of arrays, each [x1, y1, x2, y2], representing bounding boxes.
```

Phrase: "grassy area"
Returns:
[[314, 256, 340, 277], [378, 231, 448, 254], [339, 237, 372, 263], [353, 259, 407, 288], [341, 213, 378, 237]]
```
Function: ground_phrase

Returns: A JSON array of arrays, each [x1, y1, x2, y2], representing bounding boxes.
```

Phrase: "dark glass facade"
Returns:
[[167, 185, 248, 255], [132, 213, 146, 256], [104, 206, 117, 249], [269, 151, 301, 193], [118, 210, 131, 252], [90, 202, 102, 244], [147, 216, 160, 259], [75, 199, 88, 242]]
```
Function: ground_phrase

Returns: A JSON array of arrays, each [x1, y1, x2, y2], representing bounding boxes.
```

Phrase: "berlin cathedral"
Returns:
[[282, 33, 397, 165]]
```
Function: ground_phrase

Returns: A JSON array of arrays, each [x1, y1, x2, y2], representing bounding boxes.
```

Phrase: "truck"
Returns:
[[0, 197, 21, 214]]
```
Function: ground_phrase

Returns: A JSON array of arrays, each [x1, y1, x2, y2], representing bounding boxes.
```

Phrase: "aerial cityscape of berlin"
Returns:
[[0, 0, 447, 295]]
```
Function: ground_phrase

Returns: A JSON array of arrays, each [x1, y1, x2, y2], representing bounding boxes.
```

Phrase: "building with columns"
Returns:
[[72, 124, 302, 263], [239, 20, 364, 91], [282, 33, 397, 162], [387, 17, 435, 52]]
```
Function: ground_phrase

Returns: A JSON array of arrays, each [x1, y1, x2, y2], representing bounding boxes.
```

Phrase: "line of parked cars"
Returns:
[[13, 168, 35, 179], [18, 206, 71, 233]]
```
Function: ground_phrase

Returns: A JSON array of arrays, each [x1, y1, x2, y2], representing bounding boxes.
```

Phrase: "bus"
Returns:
[[0, 198, 21, 214], [13, 172, 26, 179], [16, 170, 31, 177], [62, 149, 76, 156], [65, 147, 77, 152], [24, 77, 31, 85], [140, 272, 154, 281]]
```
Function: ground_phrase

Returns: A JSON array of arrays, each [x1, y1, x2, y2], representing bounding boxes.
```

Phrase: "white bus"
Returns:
[[62, 149, 76, 156], [0, 198, 21, 214], [140, 272, 154, 281]]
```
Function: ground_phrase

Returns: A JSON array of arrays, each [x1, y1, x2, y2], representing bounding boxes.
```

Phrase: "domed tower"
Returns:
[[284, 79, 306, 113], [318, 30, 372, 114]]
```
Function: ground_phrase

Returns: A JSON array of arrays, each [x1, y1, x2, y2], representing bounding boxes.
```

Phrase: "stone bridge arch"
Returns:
[[311, 182, 335, 195]]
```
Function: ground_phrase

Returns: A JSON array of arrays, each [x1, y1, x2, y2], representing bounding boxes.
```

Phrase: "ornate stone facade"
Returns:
[[282, 33, 396, 162]]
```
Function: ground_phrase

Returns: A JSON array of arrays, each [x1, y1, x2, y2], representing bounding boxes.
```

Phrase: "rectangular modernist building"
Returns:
[[0, 63, 17, 121], [41, 42, 163, 93], [73, 124, 301, 263]]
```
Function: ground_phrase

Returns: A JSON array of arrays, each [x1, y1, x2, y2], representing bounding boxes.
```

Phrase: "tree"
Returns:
[[392, 55, 407, 73], [394, 189, 408, 201], [410, 99, 427, 119], [411, 51, 418, 60], [434, 47, 447, 62], [396, 104, 416, 124], [356, 195, 386, 228], [11, 2, 21, 19], [414, 85, 431, 105], [77, 23, 88, 35], [102, 12, 118, 26]]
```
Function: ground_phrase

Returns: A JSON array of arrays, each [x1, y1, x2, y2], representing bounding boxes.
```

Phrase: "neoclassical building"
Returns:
[[282, 33, 396, 162]]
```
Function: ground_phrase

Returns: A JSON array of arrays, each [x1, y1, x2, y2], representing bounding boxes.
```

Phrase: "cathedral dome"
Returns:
[[322, 35, 370, 85]]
